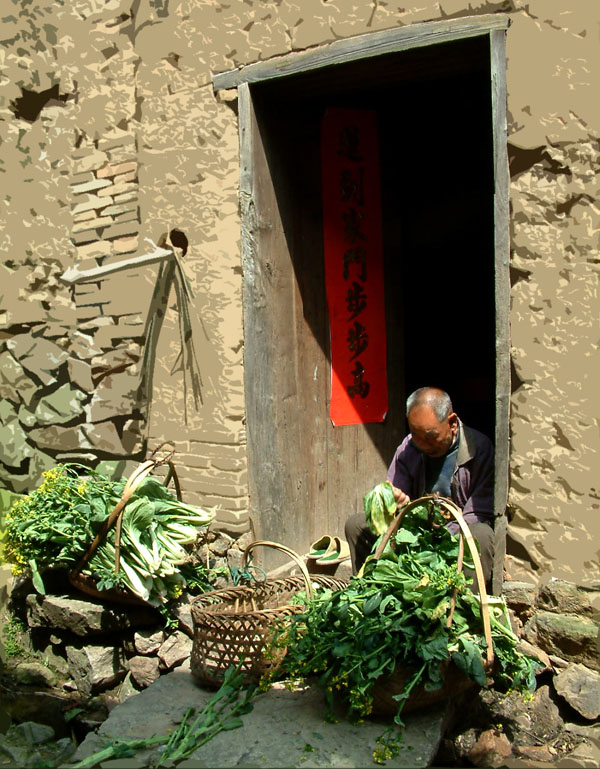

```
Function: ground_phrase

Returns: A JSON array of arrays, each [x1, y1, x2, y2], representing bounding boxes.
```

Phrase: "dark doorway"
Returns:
[[243, 33, 497, 559], [379, 45, 496, 440]]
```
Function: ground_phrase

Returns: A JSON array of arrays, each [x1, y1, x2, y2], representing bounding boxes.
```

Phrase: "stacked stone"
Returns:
[[0, 126, 152, 496], [0, 324, 145, 495], [435, 578, 600, 768], [7, 532, 253, 703], [504, 578, 600, 719]]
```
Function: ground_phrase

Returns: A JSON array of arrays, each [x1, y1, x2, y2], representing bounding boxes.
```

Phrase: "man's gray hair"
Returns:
[[406, 387, 453, 422]]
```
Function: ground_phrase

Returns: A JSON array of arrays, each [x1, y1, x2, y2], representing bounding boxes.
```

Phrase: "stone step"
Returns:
[[72, 659, 449, 768]]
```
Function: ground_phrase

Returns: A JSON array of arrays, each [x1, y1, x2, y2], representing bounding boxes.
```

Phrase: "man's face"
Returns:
[[408, 405, 458, 457]]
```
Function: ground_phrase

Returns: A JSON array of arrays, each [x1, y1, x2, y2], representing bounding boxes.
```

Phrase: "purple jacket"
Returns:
[[386, 420, 495, 529]]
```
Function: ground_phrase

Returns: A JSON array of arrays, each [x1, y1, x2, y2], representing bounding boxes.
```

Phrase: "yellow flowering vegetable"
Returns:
[[4, 464, 216, 605]]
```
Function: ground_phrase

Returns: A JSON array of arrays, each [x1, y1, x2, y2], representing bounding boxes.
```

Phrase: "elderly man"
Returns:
[[345, 386, 495, 590]]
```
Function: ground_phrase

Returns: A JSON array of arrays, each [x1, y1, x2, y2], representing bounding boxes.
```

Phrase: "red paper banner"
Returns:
[[321, 107, 388, 426]]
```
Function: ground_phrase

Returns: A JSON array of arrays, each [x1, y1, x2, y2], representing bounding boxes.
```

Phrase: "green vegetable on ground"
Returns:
[[2, 464, 216, 606], [71, 666, 257, 769]]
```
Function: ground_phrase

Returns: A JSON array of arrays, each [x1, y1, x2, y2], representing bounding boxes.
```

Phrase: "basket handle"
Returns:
[[163, 461, 182, 501], [373, 495, 494, 669], [71, 444, 177, 578], [243, 540, 314, 599]]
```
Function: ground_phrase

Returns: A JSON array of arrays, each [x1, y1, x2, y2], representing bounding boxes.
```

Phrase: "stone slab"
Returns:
[[72, 660, 448, 768]]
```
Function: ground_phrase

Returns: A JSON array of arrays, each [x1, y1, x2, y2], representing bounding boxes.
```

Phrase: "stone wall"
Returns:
[[0, 1, 249, 526], [1, 1, 598, 575], [0, 325, 144, 494]]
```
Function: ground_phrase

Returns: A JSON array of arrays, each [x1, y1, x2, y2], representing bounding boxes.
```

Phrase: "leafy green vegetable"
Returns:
[[3, 464, 217, 606], [364, 481, 397, 536], [267, 494, 542, 764]]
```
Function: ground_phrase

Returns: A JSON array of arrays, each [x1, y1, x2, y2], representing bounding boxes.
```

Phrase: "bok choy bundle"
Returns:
[[3, 464, 216, 606]]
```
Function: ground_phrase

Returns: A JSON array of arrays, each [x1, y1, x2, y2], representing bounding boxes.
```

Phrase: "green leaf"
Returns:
[[332, 642, 353, 657], [29, 559, 46, 595], [222, 717, 244, 731], [363, 592, 383, 616], [363, 482, 397, 536], [379, 481, 397, 514], [64, 707, 85, 723], [395, 529, 418, 545], [89, 496, 108, 522], [451, 637, 488, 686], [416, 632, 449, 662]]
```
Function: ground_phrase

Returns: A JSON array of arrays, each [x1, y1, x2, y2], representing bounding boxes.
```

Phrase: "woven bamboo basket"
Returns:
[[69, 443, 181, 606], [369, 495, 495, 715], [190, 541, 348, 688]]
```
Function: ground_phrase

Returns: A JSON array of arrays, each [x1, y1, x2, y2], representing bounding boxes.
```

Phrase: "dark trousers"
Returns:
[[344, 513, 495, 593]]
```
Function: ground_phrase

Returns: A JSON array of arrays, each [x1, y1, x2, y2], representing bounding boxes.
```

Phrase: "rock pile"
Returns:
[[437, 578, 600, 767], [2, 530, 253, 728], [0, 721, 76, 769]]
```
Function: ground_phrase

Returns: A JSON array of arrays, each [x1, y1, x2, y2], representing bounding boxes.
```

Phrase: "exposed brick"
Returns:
[[98, 133, 136, 152], [72, 230, 101, 246], [72, 215, 114, 234], [114, 191, 138, 204], [211, 456, 247, 472], [74, 150, 109, 174], [109, 321, 145, 341], [102, 220, 140, 240], [188, 440, 246, 456], [71, 171, 94, 182], [113, 170, 137, 185], [76, 302, 111, 319], [78, 316, 116, 331], [187, 493, 249, 512], [113, 236, 138, 254], [72, 195, 112, 215], [71, 178, 113, 195], [175, 458, 247, 482], [76, 241, 113, 260], [107, 147, 137, 164], [73, 210, 96, 223], [117, 313, 145, 326], [97, 161, 138, 179], [167, 453, 212, 470], [187, 429, 247, 446], [74, 282, 104, 301], [98, 181, 137, 198], [112, 211, 139, 226], [102, 202, 138, 217], [176, 477, 248, 498]]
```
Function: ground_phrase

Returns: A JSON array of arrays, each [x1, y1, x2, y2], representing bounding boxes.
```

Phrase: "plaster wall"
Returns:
[[0, 1, 598, 583]]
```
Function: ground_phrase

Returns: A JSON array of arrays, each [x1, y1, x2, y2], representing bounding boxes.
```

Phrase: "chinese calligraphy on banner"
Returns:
[[321, 107, 388, 426]]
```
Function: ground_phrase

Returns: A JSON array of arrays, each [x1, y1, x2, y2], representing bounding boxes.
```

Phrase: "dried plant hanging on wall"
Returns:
[[62, 235, 208, 424], [138, 236, 208, 424]]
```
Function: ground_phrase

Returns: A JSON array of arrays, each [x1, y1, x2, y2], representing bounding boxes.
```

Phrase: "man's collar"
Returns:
[[456, 420, 477, 466]]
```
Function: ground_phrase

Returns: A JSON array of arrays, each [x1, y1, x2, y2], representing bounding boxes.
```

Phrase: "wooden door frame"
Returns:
[[214, 14, 511, 592]]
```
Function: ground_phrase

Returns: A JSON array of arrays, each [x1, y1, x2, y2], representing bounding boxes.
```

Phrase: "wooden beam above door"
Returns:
[[212, 14, 510, 91]]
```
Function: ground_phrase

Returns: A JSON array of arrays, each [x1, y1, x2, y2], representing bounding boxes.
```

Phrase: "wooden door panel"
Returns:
[[241, 86, 399, 567]]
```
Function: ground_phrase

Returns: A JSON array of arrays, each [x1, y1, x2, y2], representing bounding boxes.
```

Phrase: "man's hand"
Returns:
[[391, 485, 410, 507]]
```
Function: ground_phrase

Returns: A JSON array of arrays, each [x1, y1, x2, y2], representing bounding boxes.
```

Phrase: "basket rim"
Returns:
[[69, 571, 150, 607], [192, 604, 306, 621], [190, 574, 348, 618]]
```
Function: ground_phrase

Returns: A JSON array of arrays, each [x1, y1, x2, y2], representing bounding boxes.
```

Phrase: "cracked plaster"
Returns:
[[0, 0, 599, 570]]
